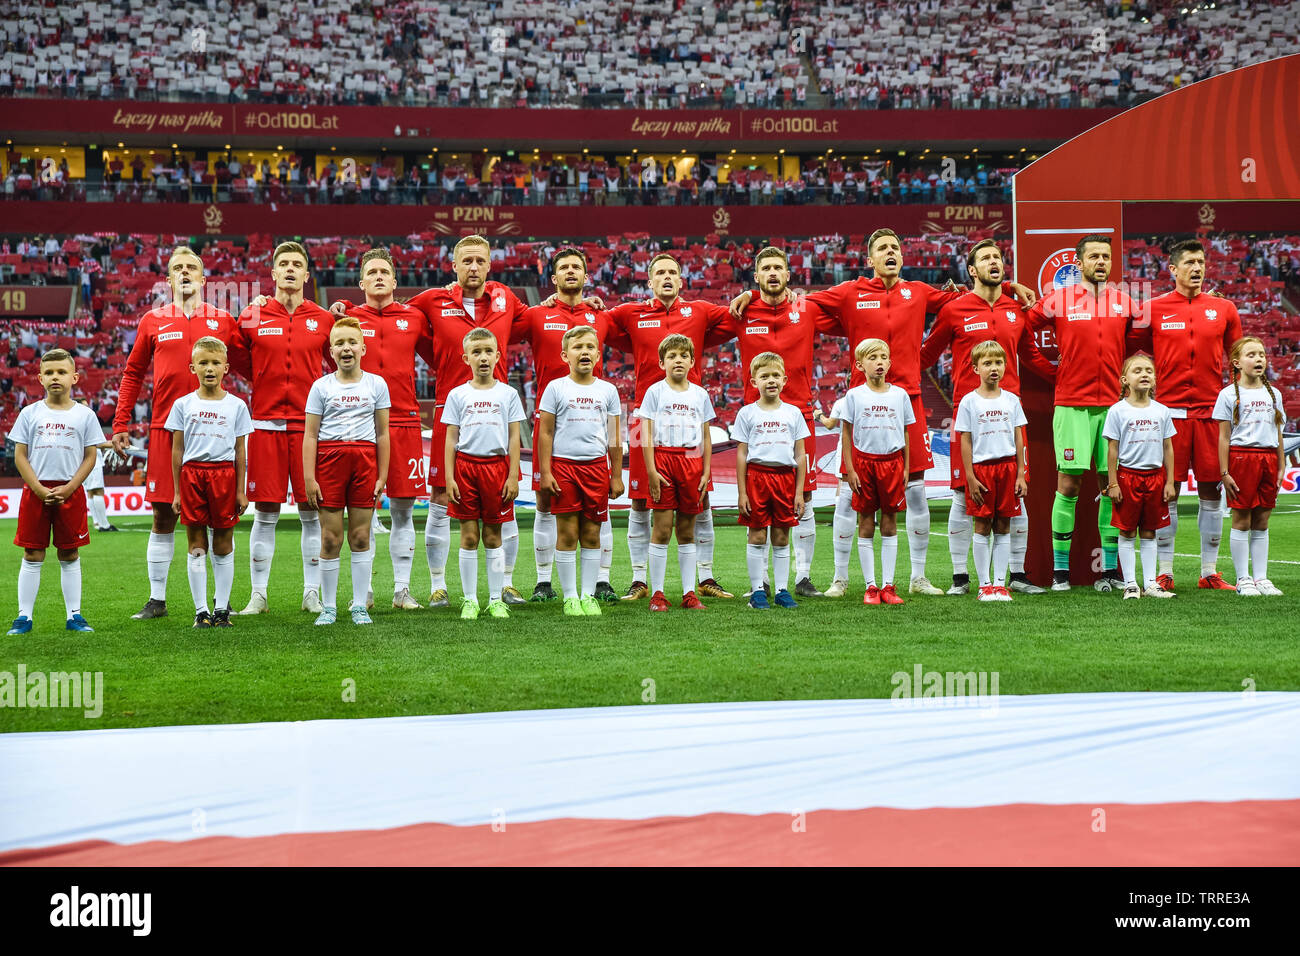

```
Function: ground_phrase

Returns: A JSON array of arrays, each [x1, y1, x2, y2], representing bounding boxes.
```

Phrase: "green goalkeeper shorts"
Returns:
[[1052, 405, 1108, 473]]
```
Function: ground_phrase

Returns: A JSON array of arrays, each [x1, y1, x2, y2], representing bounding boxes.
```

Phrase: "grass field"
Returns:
[[2, 499, 1298, 732]]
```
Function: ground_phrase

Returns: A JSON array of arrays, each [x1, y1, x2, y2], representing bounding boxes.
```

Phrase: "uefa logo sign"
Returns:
[[1038, 248, 1082, 294]]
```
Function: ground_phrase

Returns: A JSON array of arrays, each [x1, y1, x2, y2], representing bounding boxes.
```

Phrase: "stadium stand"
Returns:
[[1, 0, 1296, 109]]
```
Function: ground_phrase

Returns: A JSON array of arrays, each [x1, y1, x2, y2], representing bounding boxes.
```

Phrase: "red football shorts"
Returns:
[[952, 423, 1027, 491], [965, 455, 1022, 519], [385, 425, 427, 499], [850, 448, 906, 515], [14, 484, 89, 550], [648, 447, 706, 514], [178, 460, 240, 529], [906, 394, 933, 474], [449, 452, 515, 524], [315, 441, 378, 509], [1225, 446, 1279, 511], [1111, 466, 1170, 534], [247, 428, 307, 504], [550, 456, 610, 522], [429, 404, 450, 491], [145, 426, 174, 504], [741, 463, 798, 529], [628, 410, 648, 500], [1171, 416, 1220, 484]]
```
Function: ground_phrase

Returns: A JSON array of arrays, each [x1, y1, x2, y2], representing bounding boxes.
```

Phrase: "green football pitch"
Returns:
[[2, 500, 1297, 732]]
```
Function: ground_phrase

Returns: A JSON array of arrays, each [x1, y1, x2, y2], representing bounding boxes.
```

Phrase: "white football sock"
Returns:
[[146, 530, 174, 601], [694, 509, 715, 579], [857, 536, 877, 588], [1156, 508, 1178, 575], [501, 518, 518, 589], [1118, 535, 1137, 587], [678, 542, 697, 595], [187, 551, 209, 613], [1250, 529, 1269, 581], [833, 484, 855, 581], [425, 502, 450, 591], [59, 557, 82, 619], [794, 507, 816, 580], [1009, 512, 1028, 574], [299, 510, 322, 594], [555, 548, 577, 600], [17, 559, 41, 618], [320, 556, 340, 609], [972, 532, 992, 587], [89, 494, 108, 529], [1228, 528, 1250, 584], [533, 510, 556, 584], [772, 544, 791, 593], [648, 542, 668, 595], [388, 502, 415, 592], [459, 547, 479, 601], [992, 533, 1010, 587], [904, 479, 928, 580], [212, 549, 235, 611], [486, 546, 505, 600], [350, 547, 373, 610], [598, 518, 613, 583], [249, 510, 277, 592], [627, 508, 649, 582], [580, 547, 600, 597], [881, 535, 898, 586], [746, 543, 767, 591], [948, 495, 973, 580], [1197, 500, 1222, 576], [1139, 537, 1157, 590]]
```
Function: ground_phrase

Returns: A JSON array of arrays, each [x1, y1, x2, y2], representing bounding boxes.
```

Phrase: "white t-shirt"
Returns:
[[954, 389, 1027, 463], [538, 376, 622, 461], [442, 381, 525, 457], [1212, 384, 1283, 449], [732, 401, 811, 467], [635, 380, 716, 448], [164, 392, 254, 463], [841, 383, 914, 455], [8, 401, 103, 480], [1103, 399, 1176, 470], [305, 372, 391, 443]]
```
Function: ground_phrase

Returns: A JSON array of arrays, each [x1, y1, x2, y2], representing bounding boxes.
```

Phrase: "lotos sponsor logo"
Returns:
[[258, 327, 283, 336], [1066, 312, 1092, 322], [361, 329, 376, 337], [543, 322, 566, 332], [442, 309, 467, 317], [745, 326, 770, 335], [856, 300, 881, 309], [157, 331, 184, 342], [1161, 322, 1185, 330], [964, 322, 989, 332], [638, 320, 661, 329]]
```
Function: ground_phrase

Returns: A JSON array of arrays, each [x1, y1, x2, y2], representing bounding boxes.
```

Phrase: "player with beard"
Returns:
[[111, 246, 247, 620], [233, 241, 335, 616], [919, 240, 1056, 594], [512, 247, 617, 602], [607, 253, 734, 601], [1131, 239, 1244, 592], [1025, 235, 1144, 591], [720, 246, 830, 598]]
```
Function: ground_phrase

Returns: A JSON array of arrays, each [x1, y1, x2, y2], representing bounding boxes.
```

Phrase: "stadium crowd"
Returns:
[[2, 152, 1018, 208], [1, 0, 1296, 110]]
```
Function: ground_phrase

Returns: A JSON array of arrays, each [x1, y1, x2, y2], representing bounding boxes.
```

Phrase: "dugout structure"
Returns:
[[1012, 53, 1300, 584]]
